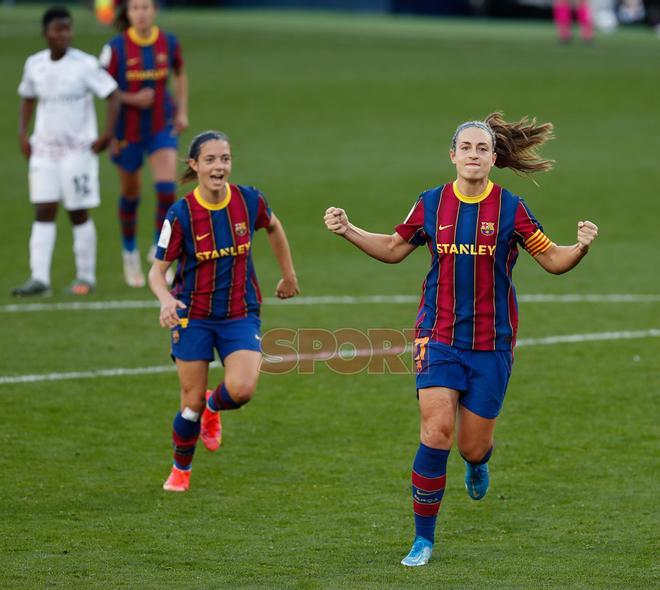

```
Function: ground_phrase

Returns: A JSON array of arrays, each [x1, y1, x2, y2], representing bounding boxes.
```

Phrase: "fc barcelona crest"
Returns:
[[234, 222, 247, 237], [480, 221, 495, 236], [156, 52, 168, 64], [172, 330, 180, 344]]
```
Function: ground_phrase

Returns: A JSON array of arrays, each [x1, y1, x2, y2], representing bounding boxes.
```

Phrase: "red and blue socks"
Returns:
[[206, 383, 244, 412], [118, 195, 140, 252], [154, 181, 176, 244], [412, 443, 450, 544], [172, 408, 201, 471]]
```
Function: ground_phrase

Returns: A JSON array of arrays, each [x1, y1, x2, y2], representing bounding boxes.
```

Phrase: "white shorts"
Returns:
[[29, 149, 100, 210]]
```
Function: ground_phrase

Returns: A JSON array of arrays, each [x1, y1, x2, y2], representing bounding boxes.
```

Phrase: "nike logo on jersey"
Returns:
[[196, 233, 210, 241], [127, 57, 140, 66], [438, 224, 453, 231]]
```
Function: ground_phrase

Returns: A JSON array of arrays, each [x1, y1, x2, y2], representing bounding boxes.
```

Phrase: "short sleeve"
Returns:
[[395, 197, 427, 246], [85, 56, 118, 98], [156, 208, 184, 262], [254, 193, 272, 230], [99, 43, 118, 78], [17, 59, 36, 98], [514, 199, 553, 257]]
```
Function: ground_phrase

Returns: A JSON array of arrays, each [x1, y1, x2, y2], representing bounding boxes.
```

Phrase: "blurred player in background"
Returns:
[[149, 131, 299, 492], [13, 6, 119, 297], [324, 113, 598, 566], [100, 0, 188, 288], [554, 0, 594, 42]]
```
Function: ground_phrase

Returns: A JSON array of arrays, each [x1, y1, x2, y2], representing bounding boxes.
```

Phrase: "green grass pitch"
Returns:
[[0, 6, 658, 588]]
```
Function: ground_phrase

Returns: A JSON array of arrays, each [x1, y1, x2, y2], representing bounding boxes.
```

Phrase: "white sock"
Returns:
[[72, 219, 97, 284], [29, 221, 56, 285]]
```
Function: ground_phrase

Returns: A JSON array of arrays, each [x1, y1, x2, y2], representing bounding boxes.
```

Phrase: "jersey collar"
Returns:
[[194, 184, 232, 211], [452, 180, 494, 204], [127, 26, 160, 46]]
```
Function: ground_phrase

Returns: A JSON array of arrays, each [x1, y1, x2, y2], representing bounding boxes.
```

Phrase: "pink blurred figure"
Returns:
[[553, 0, 594, 42]]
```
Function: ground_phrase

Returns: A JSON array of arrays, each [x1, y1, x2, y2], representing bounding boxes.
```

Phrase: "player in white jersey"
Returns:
[[12, 6, 120, 297]]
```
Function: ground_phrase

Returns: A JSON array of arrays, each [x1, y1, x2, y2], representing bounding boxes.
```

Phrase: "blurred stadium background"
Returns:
[[0, 1, 658, 588]]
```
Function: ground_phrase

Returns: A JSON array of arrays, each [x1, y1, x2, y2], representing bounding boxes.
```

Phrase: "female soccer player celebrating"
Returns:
[[324, 113, 598, 566], [100, 0, 188, 287], [149, 131, 299, 492]]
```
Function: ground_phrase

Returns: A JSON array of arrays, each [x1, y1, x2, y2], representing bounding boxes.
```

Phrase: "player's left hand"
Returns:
[[577, 220, 598, 252], [174, 112, 189, 134], [275, 276, 300, 299], [91, 134, 112, 154]]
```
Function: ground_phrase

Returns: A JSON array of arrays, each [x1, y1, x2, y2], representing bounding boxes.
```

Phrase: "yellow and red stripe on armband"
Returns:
[[524, 229, 553, 257]]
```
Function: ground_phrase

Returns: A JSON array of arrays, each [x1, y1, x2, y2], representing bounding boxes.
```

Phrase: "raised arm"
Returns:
[[324, 207, 416, 264], [265, 212, 299, 299], [534, 220, 598, 274]]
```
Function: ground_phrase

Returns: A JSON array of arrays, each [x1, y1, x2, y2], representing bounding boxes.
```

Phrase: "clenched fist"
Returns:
[[324, 207, 349, 235], [577, 220, 598, 252]]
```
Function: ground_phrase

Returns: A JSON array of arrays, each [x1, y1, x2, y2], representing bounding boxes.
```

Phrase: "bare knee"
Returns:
[[225, 378, 258, 405], [457, 440, 492, 463], [120, 172, 141, 198], [420, 420, 454, 449], [35, 202, 57, 222], [180, 386, 205, 414], [68, 209, 89, 225]]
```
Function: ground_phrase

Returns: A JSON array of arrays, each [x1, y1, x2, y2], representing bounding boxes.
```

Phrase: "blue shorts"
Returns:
[[170, 314, 262, 363], [112, 126, 178, 173], [414, 339, 513, 419]]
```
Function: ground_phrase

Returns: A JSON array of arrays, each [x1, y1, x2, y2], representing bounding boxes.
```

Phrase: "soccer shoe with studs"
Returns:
[[200, 390, 222, 452], [163, 466, 191, 492], [11, 278, 51, 297], [122, 249, 145, 288], [401, 536, 434, 567], [465, 461, 489, 500]]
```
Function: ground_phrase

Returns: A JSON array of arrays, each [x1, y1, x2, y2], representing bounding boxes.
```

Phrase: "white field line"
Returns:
[[1, 293, 660, 314], [0, 328, 658, 386]]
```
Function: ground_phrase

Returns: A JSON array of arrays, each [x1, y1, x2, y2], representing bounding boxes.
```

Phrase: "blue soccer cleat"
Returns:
[[465, 461, 489, 500], [401, 535, 434, 567]]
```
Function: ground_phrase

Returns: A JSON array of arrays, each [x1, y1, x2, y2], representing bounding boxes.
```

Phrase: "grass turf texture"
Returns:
[[0, 6, 659, 588]]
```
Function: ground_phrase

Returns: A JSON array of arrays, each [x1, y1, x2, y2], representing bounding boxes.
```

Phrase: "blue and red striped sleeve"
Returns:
[[395, 196, 427, 245], [514, 199, 553, 257], [156, 207, 184, 262], [254, 193, 272, 230]]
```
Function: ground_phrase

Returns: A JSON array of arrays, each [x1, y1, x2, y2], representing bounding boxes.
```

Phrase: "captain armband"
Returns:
[[525, 229, 554, 257]]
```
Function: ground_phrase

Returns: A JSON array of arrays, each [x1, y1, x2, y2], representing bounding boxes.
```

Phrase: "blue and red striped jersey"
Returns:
[[156, 184, 272, 321], [395, 181, 553, 351], [101, 26, 183, 143]]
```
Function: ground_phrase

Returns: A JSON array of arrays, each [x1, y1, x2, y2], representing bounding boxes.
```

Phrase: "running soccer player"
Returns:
[[12, 6, 119, 297], [324, 113, 598, 566], [149, 131, 299, 492], [100, 0, 188, 288]]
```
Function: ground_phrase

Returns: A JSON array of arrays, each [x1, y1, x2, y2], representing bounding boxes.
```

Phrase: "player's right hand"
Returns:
[[324, 207, 349, 235], [159, 297, 187, 329], [19, 134, 31, 160], [133, 88, 155, 109]]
